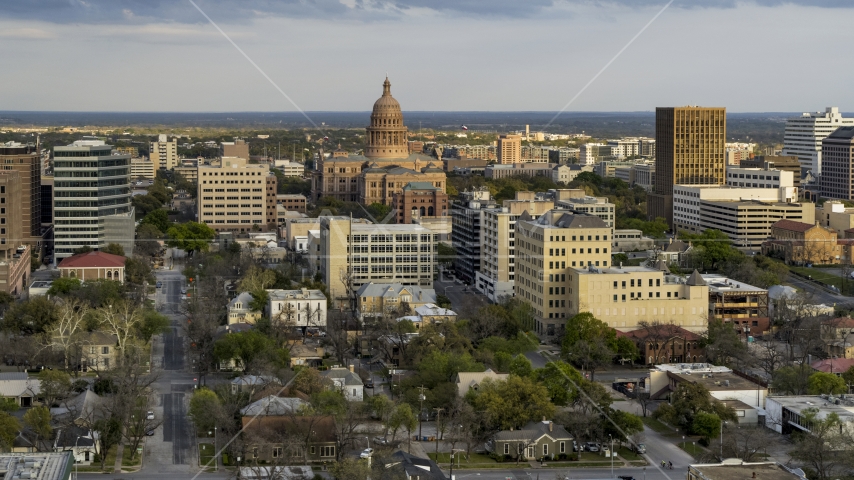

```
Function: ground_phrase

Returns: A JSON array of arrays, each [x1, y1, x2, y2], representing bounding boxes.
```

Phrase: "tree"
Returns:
[[808, 371, 847, 395], [23, 406, 52, 451], [238, 265, 277, 293], [329, 457, 372, 480], [772, 364, 813, 395], [468, 375, 555, 431], [47, 277, 81, 296], [102, 243, 125, 256], [188, 388, 222, 433], [135, 223, 163, 258], [213, 330, 289, 373], [139, 209, 171, 234], [125, 256, 154, 286], [508, 354, 533, 378], [136, 309, 170, 343], [691, 411, 721, 446], [436, 294, 452, 309], [292, 368, 326, 395], [0, 411, 21, 451], [702, 319, 749, 368], [45, 299, 88, 370], [38, 370, 71, 408], [680, 229, 739, 270], [93, 416, 121, 470], [566, 337, 613, 381], [0, 398, 18, 412], [653, 382, 737, 434], [789, 409, 852, 480], [603, 409, 644, 444], [2, 295, 58, 335], [166, 222, 216, 254], [437, 242, 456, 267], [97, 300, 143, 359]]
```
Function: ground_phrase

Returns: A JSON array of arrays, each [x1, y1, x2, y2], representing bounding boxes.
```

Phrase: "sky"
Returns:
[[0, 0, 852, 113]]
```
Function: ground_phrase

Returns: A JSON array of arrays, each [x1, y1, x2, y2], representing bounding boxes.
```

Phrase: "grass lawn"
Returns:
[[199, 442, 216, 468], [790, 266, 854, 294], [122, 444, 142, 466], [617, 446, 641, 461], [678, 440, 706, 458], [642, 417, 675, 435]]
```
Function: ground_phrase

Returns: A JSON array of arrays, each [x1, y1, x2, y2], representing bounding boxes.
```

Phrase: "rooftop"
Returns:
[[668, 370, 764, 392], [701, 274, 766, 294], [266, 288, 327, 302], [767, 395, 854, 420], [653, 363, 732, 374], [58, 251, 126, 269], [810, 358, 854, 374], [771, 219, 815, 233], [0, 452, 74, 480]]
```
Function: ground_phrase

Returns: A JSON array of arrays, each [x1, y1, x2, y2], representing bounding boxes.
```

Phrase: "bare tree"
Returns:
[[97, 300, 142, 358], [44, 299, 88, 370]]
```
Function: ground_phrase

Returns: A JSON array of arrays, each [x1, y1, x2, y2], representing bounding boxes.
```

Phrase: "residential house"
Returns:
[[487, 420, 573, 461], [57, 251, 126, 282], [648, 363, 767, 415], [240, 396, 308, 417], [763, 219, 841, 265], [374, 333, 419, 367], [617, 325, 704, 365], [656, 239, 692, 266], [320, 366, 363, 402], [53, 425, 96, 465], [227, 292, 262, 325], [231, 375, 279, 395], [355, 283, 437, 320], [810, 358, 854, 376], [387, 450, 448, 480], [78, 331, 118, 371], [821, 317, 854, 358], [241, 415, 337, 464], [454, 369, 509, 398], [0, 372, 40, 407], [413, 304, 457, 324], [289, 344, 324, 368], [50, 390, 105, 428], [266, 288, 328, 331]]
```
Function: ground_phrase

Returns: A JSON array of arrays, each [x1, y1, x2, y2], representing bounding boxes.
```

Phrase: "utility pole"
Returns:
[[417, 385, 427, 439], [433, 408, 444, 455]]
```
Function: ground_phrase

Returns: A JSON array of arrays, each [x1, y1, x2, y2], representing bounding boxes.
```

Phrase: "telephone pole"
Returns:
[[417, 385, 427, 439]]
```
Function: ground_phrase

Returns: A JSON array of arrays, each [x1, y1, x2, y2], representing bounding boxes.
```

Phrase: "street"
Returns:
[[785, 273, 853, 306]]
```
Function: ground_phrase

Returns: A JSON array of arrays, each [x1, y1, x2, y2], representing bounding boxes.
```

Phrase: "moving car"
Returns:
[[146, 429, 156, 436], [634, 443, 646, 454], [360, 448, 374, 458]]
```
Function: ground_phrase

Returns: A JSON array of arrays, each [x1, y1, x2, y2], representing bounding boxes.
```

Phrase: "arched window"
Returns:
[[107, 271, 112, 279], [69, 270, 76, 278], [420, 207, 426, 216], [428, 206, 434, 216], [114, 270, 119, 279]]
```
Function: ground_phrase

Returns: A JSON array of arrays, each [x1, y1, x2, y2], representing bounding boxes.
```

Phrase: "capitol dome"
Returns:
[[365, 77, 409, 159]]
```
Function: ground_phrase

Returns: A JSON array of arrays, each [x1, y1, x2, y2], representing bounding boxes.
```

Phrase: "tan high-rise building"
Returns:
[[222, 139, 250, 160], [497, 134, 522, 164], [149, 134, 178, 170], [0, 142, 42, 243], [0, 171, 31, 295], [649, 107, 726, 228], [514, 211, 612, 337], [476, 192, 554, 303], [198, 157, 277, 233]]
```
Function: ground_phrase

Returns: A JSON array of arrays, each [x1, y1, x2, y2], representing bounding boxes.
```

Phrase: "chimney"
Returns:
[[349, 364, 354, 373], [549, 421, 553, 432]]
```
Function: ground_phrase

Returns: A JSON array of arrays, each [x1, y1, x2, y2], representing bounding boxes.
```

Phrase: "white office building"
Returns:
[[782, 107, 854, 175], [149, 134, 178, 170], [725, 166, 794, 190]]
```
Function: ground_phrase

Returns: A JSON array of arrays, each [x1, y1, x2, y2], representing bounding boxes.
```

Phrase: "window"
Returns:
[[543, 444, 548, 456], [504, 444, 509, 454], [559, 442, 565, 453], [272, 447, 282, 458], [102, 347, 109, 354], [320, 446, 335, 457]]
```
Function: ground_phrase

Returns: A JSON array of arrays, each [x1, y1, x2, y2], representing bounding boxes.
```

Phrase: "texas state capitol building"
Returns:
[[310, 78, 446, 204]]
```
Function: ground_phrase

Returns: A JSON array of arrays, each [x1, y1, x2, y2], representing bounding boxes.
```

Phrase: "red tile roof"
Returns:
[[810, 358, 854, 374], [771, 219, 814, 233], [822, 317, 854, 329], [616, 325, 701, 341], [58, 251, 126, 269]]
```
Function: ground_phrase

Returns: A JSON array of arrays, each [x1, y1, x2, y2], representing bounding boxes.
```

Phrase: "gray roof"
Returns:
[[686, 269, 707, 286], [51, 389, 104, 424], [493, 420, 572, 442], [402, 182, 440, 191], [0, 378, 40, 398], [355, 283, 436, 302], [240, 395, 307, 416], [534, 211, 608, 229], [385, 166, 419, 175], [0, 372, 28, 381], [390, 450, 447, 480], [827, 126, 854, 140], [321, 367, 363, 386], [664, 240, 690, 253]]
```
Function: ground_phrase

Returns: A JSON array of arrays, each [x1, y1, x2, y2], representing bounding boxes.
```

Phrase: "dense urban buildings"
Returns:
[[819, 126, 854, 200], [0, 171, 32, 295], [0, 141, 43, 246], [649, 106, 727, 228], [391, 182, 449, 224], [53, 140, 134, 261], [514, 211, 611, 337], [451, 187, 496, 283], [783, 106, 854, 176], [740, 155, 802, 190], [221, 138, 250, 159], [197, 156, 277, 232], [496, 134, 521, 164]]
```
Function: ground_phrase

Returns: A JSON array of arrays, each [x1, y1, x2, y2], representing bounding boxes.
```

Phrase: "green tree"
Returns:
[[0, 398, 19, 412], [213, 330, 288, 373], [789, 408, 852, 480], [691, 411, 721, 445], [653, 382, 737, 434], [132, 194, 163, 218], [166, 222, 216, 254], [329, 457, 372, 480], [102, 243, 125, 256], [508, 354, 533, 378], [388, 403, 417, 443], [293, 368, 326, 395], [841, 365, 854, 390], [534, 361, 584, 406], [603, 409, 644, 443], [703, 319, 749, 367], [808, 372, 847, 395], [469, 375, 555, 431], [139, 209, 171, 234], [38, 370, 71, 407], [0, 411, 21, 452], [2, 295, 58, 335], [125, 256, 154, 286], [47, 277, 81, 296], [135, 223, 163, 258], [680, 229, 739, 270], [772, 364, 813, 395], [188, 388, 221, 433], [436, 294, 452, 309], [93, 416, 122, 470], [136, 309, 170, 343], [437, 243, 456, 267], [23, 406, 52, 451]]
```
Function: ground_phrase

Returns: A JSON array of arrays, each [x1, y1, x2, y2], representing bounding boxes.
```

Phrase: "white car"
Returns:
[[359, 448, 374, 458], [146, 411, 155, 420]]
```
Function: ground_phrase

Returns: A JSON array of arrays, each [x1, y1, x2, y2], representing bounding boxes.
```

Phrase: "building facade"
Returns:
[[53, 141, 133, 261], [130, 157, 156, 179], [763, 219, 840, 265], [149, 134, 178, 170], [392, 182, 449, 224], [358, 163, 445, 206], [0, 142, 42, 244], [484, 163, 556, 179], [649, 106, 727, 228], [275, 194, 307, 213], [783, 107, 854, 175], [819, 126, 854, 200], [221, 139, 250, 159], [476, 192, 554, 303], [702, 274, 769, 336], [726, 166, 794, 190], [0, 171, 30, 296], [740, 155, 802, 190], [497, 134, 521, 164], [514, 211, 612, 337], [451, 188, 496, 283], [197, 156, 277, 232], [266, 288, 328, 330]]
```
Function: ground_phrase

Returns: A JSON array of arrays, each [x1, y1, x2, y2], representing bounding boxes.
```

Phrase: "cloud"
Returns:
[[0, 27, 55, 39], [0, 0, 850, 26]]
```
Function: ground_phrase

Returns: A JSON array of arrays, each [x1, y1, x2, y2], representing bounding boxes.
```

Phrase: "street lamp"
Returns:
[[609, 434, 614, 479], [720, 420, 728, 460]]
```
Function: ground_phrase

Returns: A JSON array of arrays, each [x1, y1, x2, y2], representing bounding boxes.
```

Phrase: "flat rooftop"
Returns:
[[701, 274, 766, 294], [670, 370, 761, 392], [768, 395, 854, 421], [653, 363, 731, 373], [0, 452, 73, 480], [689, 461, 806, 480]]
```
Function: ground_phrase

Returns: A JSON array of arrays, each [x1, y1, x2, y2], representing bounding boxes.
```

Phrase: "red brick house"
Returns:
[[617, 324, 704, 365], [57, 251, 126, 283]]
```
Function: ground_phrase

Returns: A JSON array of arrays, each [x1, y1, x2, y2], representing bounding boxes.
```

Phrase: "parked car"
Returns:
[[634, 443, 646, 454], [585, 442, 600, 452], [360, 448, 374, 458], [156, 282, 162, 288], [146, 429, 156, 436], [365, 382, 374, 388], [146, 411, 155, 420], [181, 287, 187, 294], [617, 476, 636, 480], [373, 437, 389, 446]]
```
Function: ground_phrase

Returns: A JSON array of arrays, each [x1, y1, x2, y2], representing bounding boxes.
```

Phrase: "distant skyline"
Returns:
[[1, 1, 853, 113]]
